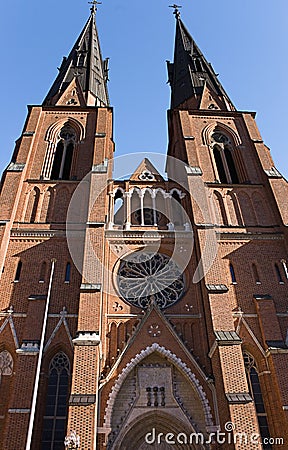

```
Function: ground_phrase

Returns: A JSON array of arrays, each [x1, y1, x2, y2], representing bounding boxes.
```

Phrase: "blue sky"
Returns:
[[0, 0, 287, 178]]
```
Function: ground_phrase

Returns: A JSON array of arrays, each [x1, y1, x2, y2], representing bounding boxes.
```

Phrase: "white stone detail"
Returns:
[[104, 343, 213, 428], [44, 307, 73, 352], [73, 332, 100, 346], [0, 312, 19, 350]]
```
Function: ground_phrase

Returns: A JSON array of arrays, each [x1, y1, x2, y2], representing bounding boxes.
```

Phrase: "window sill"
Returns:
[[64, 281, 70, 284], [39, 280, 45, 284]]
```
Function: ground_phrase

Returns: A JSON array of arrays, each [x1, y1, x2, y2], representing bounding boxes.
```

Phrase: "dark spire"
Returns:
[[43, 6, 109, 107], [167, 12, 234, 111]]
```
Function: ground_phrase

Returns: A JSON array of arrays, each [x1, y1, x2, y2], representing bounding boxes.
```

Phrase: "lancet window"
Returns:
[[41, 352, 70, 450], [243, 353, 271, 449], [50, 126, 76, 180], [211, 132, 240, 184], [42, 124, 77, 181]]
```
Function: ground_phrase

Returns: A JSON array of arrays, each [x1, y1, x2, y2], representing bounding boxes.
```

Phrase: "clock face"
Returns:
[[117, 252, 185, 309], [211, 132, 228, 144]]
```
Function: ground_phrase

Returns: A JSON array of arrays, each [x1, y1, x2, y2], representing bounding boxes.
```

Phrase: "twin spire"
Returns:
[[167, 9, 234, 110], [44, 5, 234, 111], [44, 3, 109, 107]]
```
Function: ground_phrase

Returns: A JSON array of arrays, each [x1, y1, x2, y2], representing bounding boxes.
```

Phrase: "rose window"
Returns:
[[117, 252, 185, 309]]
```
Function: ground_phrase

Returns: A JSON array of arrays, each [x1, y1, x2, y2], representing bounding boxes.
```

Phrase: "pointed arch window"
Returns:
[[50, 127, 76, 180], [211, 132, 240, 184], [275, 263, 284, 283], [77, 53, 86, 67], [229, 263, 237, 283], [243, 353, 271, 449], [41, 352, 70, 450], [252, 263, 261, 284], [114, 190, 124, 225], [65, 263, 71, 283], [30, 187, 40, 223]]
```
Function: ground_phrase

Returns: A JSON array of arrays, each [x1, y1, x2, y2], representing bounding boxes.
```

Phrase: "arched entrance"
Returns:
[[113, 411, 202, 450]]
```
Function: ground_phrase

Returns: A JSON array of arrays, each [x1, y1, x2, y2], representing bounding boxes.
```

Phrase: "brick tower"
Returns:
[[1, 5, 288, 450]]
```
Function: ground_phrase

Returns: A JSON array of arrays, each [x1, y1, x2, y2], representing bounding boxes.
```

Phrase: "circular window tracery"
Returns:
[[211, 132, 229, 144], [117, 252, 185, 309]]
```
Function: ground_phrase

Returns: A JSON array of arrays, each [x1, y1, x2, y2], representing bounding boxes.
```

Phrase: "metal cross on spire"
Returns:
[[169, 4, 182, 18], [89, 0, 102, 15]]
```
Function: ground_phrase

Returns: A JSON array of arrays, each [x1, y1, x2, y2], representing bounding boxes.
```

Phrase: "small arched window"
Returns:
[[39, 261, 47, 283], [229, 263, 237, 283], [171, 191, 183, 226], [14, 261, 22, 282], [65, 263, 71, 283], [30, 187, 40, 223], [41, 352, 70, 450], [252, 264, 261, 284], [50, 126, 76, 180], [78, 53, 85, 67], [275, 263, 284, 283], [114, 190, 124, 225], [211, 132, 240, 184], [243, 353, 271, 449]]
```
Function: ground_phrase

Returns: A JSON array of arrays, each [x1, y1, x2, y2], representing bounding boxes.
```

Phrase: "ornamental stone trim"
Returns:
[[80, 283, 102, 291], [206, 284, 228, 293], [185, 166, 203, 176], [226, 393, 253, 404], [6, 162, 25, 172], [16, 341, 40, 355], [69, 394, 96, 406], [214, 331, 242, 345], [8, 409, 31, 414], [264, 167, 282, 178], [73, 331, 100, 346], [103, 343, 213, 428]]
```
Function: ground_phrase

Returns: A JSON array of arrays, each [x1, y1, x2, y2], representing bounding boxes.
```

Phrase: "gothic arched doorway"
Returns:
[[110, 411, 206, 450]]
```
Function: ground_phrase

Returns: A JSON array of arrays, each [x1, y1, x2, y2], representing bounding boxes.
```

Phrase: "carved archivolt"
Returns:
[[202, 121, 241, 147], [44, 117, 85, 143], [103, 343, 213, 428]]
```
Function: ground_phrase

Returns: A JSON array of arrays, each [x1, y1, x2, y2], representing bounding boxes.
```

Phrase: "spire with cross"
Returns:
[[169, 4, 182, 18], [89, 0, 102, 15], [43, 0, 109, 106]]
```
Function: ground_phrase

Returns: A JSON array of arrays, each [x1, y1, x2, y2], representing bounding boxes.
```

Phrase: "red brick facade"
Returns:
[[0, 8, 288, 450]]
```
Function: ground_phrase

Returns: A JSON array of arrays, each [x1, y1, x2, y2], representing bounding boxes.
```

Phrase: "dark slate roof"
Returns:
[[43, 11, 109, 106], [167, 15, 234, 110]]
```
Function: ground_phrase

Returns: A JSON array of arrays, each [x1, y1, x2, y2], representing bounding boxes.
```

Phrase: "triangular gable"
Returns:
[[129, 158, 164, 182], [0, 315, 19, 350], [55, 78, 86, 107], [199, 82, 226, 111], [103, 303, 207, 385], [44, 311, 73, 352]]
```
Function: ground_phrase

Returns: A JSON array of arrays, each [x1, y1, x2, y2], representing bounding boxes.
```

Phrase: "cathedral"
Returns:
[[0, 3, 288, 449]]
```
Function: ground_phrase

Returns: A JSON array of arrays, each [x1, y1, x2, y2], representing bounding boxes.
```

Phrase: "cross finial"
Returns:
[[89, 0, 102, 15], [169, 4, 182, 18]]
